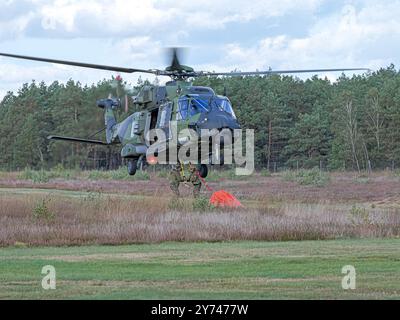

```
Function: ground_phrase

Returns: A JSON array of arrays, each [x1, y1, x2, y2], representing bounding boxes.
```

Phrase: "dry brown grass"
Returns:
[[4, 169, 400, 203], [0, 190, 399, 246]]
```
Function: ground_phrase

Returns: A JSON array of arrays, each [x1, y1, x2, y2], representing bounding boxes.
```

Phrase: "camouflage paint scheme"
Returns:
[[101, 80, 239, 195], [104, 80, 240, 162]]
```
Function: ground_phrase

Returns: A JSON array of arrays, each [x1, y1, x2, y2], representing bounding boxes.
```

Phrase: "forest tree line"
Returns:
[[0, 65, 400, 172]]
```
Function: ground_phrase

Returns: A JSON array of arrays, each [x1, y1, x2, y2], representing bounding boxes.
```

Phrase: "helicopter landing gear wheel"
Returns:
[[197, 164, 208, 178], [127, 159, 138, 176]]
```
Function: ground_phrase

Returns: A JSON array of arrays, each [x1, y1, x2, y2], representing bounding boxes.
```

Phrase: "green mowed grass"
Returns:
[[0, 239, 399, 299]]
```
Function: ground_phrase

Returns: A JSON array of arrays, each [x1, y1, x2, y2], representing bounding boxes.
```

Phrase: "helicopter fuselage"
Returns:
[[104, 80, 240, 174]]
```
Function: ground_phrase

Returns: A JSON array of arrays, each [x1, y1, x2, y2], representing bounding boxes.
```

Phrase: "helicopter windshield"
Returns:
[[213, 97, 236, 119], [177, 96, 210, 120]]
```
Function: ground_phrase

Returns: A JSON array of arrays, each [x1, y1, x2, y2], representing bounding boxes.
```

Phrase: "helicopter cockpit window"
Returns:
[[177, 96, 210, 120], [214, 97, 236, 119], [190, 97, 210, 115]]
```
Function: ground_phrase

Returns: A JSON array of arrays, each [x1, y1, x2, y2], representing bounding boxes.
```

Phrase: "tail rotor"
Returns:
[[111, 74, 132, 113]]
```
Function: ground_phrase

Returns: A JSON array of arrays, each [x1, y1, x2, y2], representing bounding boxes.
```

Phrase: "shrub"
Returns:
[[81, 191, 104, 211], [349, 205, 372, 226], [110, 168, 130, 180], [13, 242, 28, 248], [282, 168, 330, 187], [51, 164, 74, 179], [355, 177, 370, 184], [20, 168, 51, 183], [192, 197, 212, 212], [260, 169, 271, 177], [87, 170, 110, 180], [133, 170, 150, 181], [82, 191, 103, 202], [157, 170, 170, 178], [32, 198, 55, 222], [168, 197, 189, 211], [86, 168, 150, 181], [281, 170, 295, 182]]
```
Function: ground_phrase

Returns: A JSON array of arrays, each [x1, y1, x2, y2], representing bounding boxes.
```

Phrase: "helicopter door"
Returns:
[[157, 102, 172, 141], [149, 108, 159, 130]]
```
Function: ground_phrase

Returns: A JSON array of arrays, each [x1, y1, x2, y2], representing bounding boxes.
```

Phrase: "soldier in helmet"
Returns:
[[169, 161, 201, 198]]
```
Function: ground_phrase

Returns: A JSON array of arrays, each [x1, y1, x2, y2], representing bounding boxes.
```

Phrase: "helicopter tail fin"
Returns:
[[96, 98, 119, 144]]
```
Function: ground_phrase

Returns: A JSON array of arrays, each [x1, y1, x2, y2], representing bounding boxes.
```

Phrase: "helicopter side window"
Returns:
[[177, 98, 189, 120], [158, 102, 172, 128], [157, 102, 172, 140]]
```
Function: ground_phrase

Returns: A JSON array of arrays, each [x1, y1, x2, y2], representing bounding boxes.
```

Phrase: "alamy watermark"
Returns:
[[341, 265, 356, 290], [41, 265, 56, 290], [145, 122, 255, 175]]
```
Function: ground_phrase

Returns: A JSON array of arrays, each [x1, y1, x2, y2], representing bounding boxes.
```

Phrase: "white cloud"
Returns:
[[1, 1, 400, 98], [177, 0, 322, 29], [0, 59, 140, 97], [214, 2, 400, 76], [115, 36, 162, 63], [38, 0, 169, 35], [0, 10, 34, 40], [0, 0, 323, 39]]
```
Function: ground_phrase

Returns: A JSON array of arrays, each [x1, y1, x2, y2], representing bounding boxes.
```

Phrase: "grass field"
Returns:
[[0, 170, 399, 299], [1, 170, 400, 246], [0, 239, 399, 299]]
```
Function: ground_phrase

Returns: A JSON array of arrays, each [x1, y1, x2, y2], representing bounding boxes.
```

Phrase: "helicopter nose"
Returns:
[[196, 111, 240, 131]]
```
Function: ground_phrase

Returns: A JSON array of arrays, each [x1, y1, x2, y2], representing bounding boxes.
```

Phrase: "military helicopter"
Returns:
[[0, 49, 369, 177]]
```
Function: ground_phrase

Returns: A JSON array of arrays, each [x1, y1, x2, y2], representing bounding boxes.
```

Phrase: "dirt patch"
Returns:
[[2, 172, 400, 203]]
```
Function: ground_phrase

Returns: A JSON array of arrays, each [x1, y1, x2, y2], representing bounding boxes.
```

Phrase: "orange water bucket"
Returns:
[[196, 171, 242, 208], [209, 190, 242, 208]]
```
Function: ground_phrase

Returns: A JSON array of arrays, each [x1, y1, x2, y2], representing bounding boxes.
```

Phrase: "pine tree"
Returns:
[[285, 104, 331, 168]]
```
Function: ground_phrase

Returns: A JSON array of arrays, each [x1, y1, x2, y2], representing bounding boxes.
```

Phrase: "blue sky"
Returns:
[[0, 0, 399, 98]]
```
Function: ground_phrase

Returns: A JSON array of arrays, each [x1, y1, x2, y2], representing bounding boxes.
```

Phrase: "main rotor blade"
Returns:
[[198, 68, 370, 77], [0, 52, 161, 75], [48, 135, 108, 145]]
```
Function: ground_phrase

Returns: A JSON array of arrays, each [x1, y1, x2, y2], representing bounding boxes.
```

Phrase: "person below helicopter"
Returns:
[[169, 161, 201, 198]]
